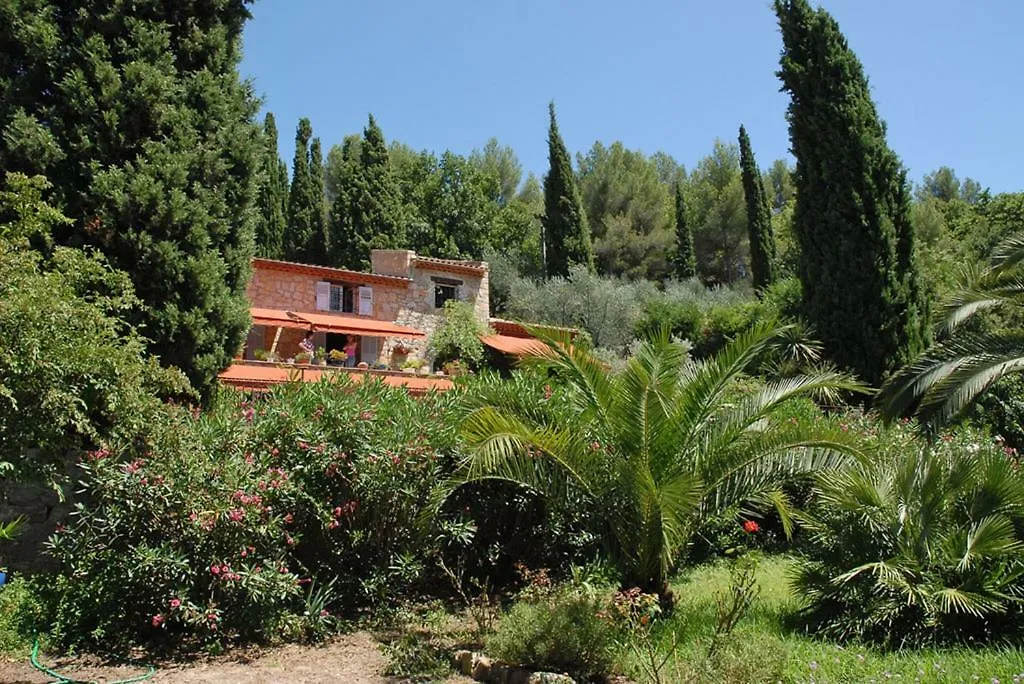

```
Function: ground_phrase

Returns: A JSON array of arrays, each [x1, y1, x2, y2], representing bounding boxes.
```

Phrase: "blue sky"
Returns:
[[240, 0, 1024, 193]]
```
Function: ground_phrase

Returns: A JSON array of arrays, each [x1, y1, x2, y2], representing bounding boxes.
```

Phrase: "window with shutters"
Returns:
[[328, 284, 355, 313]]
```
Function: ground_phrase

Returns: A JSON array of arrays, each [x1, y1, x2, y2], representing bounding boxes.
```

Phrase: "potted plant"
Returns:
[[314, 348, 327, 366], [328, 349, 347, 366], [294, 351, 312, 365], [402, 358, 419, 374], [253, 349, 268, 362]]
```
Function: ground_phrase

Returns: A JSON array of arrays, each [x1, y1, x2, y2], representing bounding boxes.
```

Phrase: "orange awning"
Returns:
[[250, 307, 309, 330], [291, 311, 425, 339], [248, 308, 425, 338], [481, 334, 549, 356], [218, 363, 453, 395]]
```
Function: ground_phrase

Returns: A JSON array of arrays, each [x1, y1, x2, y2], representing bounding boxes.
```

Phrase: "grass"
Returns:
[[620, 556, 1024, 683]]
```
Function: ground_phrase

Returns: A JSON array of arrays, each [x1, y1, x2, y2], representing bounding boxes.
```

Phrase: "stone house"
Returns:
[[241, 249, 489, 368]]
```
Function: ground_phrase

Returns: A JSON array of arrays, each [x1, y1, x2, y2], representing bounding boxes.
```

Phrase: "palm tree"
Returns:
[[793, 441, 1024, 647], [881, 233, 1024, 428], [445, 324, 864, 602]]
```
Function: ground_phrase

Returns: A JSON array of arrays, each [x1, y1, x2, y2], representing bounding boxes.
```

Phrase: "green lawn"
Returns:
[[622, 556, 1024, 683]]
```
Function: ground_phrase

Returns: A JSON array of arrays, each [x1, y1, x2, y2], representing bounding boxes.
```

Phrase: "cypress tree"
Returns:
[[775, 0, 928, 386], [738, 125, 776, 294], [542, 103, 594, 277], [672, 183, 697, 279], [285, 118, 314, 261], [305, 136, 329, 264], [0, 0, 260, 398], [329, 114, 404, 270], [254, 112, 288, 258]]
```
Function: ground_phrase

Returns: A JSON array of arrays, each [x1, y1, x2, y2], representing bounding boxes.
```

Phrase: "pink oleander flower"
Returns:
[[151, 614, 165, 628], [169, 598, 181, 609]]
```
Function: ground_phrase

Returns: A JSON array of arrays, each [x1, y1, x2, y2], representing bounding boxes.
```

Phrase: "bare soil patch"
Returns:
[[0, 631, 473, 683]]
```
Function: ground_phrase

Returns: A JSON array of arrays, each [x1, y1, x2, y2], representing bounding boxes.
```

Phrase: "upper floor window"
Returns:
[[433, 277, 463, 309], [329, 283, 355, 313]]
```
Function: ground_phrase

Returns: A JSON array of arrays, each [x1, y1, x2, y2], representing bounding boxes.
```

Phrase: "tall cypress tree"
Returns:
[[329, 114, 404, 270], [542, 103, 593, 277], [775, 0, 928, 386], [738, 125, 776, 294], [254, 112, 288, 258], [0, 0, 260, 398], [672, 183, 697, 279], [305, 137, 328, 264], [284, 118, 327, 262]]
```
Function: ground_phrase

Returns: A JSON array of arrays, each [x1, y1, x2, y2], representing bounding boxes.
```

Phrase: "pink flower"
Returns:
[[228, 508, 245, 523], [169, 598, 181, 609], [151, 614, 165, 628], [284, 513, 294, 524], [211, 564, 221, 575], [320, 609, 330, 617], [742, 520, 761, 534]]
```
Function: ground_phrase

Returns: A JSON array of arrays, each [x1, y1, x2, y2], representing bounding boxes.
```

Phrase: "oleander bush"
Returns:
[[42, 375, 459, 651]]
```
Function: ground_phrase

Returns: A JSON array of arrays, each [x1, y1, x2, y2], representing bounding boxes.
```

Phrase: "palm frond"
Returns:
[[958, 515, 1023, 572]]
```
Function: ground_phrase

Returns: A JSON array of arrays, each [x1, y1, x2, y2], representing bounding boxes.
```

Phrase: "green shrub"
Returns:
[[970, 373, 1024, 451], [43, 375, 459, 651], [793, 420, 1024, 647], [486, 584, 618, 678], [0, 173, 191, 484], [0, 577, 44, 657], [429, 300, 490, 369], [634, 298, 704, 343]]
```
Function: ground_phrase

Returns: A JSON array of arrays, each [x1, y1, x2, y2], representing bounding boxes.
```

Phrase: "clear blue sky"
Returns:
[[240, 0, 1024, 193]]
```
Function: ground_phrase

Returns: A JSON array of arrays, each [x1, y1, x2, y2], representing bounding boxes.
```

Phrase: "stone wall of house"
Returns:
[[370, 249, 414, 279]]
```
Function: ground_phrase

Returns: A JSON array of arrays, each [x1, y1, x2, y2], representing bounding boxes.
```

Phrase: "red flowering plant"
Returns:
[[44, 369, 460, 651]]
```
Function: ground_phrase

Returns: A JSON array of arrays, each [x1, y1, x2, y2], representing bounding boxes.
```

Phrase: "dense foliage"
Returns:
[[794, 418, 1024, 647], [882, 232, 1024, 429], [452, 325, 864, 600], [0, 173, 189, 483], [427, 300, 490, 370], [775, 0, 929, 386], [329, 115, 405, 270], [43, 377, 459, 650], [0, 0, 261, 398]]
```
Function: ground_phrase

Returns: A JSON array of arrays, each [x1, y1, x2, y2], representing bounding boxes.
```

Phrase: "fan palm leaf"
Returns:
[[881, 231, 1024, 428]]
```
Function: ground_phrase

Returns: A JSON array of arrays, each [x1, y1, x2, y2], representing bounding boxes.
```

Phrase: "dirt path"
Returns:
[[0, 631, 473, 683]]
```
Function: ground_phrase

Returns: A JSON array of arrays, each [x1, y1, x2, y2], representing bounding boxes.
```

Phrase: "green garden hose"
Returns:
[[30, 639, 156, 684]]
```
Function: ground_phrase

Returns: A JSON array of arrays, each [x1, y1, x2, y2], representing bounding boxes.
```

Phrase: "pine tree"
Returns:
[[329, 114, 404, 270], [285, 118, 315, 261], [0, 0, 260, 398], [254, 112, 288, 258], [775, 0, 928, 386], [738, 125, 776, 294], [672, 183, 697, 279], [542, 103, 594, 277]]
